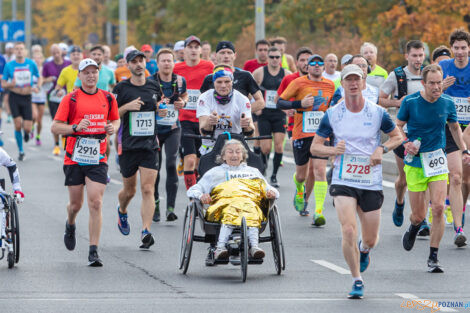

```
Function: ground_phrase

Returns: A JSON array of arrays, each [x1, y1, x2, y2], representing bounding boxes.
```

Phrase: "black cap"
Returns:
[[69, 45, 82, 53], [184, 35, 201, 47], [216, 41, 235, 53], [126, 50, 145, 63]]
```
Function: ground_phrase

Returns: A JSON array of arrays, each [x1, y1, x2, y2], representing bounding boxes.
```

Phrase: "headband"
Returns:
[[213, 67, 234, 82], [432, 49, 451, 62]]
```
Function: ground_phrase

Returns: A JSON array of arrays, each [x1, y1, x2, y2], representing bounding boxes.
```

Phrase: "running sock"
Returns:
[[455, 226, 463, 234], [272, 152, 283, 176], [261, 153, 268, 167], [14, 130, 23, 152], [410, 222, 421, 234], [429, 247, 438, 261], [253, 146, 261, 155], [314, 181, 328, 214], [89, 245, 97, 253], [352, 276, 362, 283], [359, 241, 370, 252], [183, 171, 197, 190], [293, 173, 305, 192]]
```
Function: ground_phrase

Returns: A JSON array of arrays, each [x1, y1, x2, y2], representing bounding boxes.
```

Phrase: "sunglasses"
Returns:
[[269, 55, 281, 59], [309, 61, 324, 66]]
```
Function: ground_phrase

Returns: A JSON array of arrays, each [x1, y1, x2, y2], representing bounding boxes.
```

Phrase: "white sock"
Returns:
[[359, 241, 370, 252], [247, 227, 259, 247], [217, 224, 233, 248], [352, 276, 362, 283]]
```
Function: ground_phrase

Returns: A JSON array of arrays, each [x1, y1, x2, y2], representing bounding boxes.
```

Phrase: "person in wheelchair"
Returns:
[[197, 65, 255, 156], [187, 139, 279, 260]]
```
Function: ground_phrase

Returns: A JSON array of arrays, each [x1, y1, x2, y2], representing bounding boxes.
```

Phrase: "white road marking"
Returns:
[[109, 178, 122, 185], [395, 293, 458, 312], [383, 180, 395, 188], [311, 259, 351, 275]]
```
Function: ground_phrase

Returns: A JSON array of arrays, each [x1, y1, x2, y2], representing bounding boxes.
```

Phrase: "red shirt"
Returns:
[[277, 72, 301, 132], [54, 88, 120, 165], [243, 59, 267, 73], [174, 60, 214, 122]]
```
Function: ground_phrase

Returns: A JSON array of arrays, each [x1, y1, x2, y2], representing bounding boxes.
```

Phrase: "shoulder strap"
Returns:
[[68, 90, 79, 124], [394, 66, 407, 99], [99, 89, 113, 117]]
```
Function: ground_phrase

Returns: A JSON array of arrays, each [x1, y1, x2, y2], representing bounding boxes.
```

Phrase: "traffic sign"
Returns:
[[0, 21, 25, 42]]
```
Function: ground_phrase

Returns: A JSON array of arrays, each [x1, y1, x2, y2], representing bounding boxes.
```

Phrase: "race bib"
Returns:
[[130, 111, 155, 136], [302, 111, 324, 133], [13, 69, 31, 87], [420, 149, 448, 178], [71, 137, 100, 165], [265, 90, 277, 109], [49, 89, 65, 103], [185, 89, 200, 110], [453, 97, 470, 123], [157, 104, 178, 126], [339, 154, 373, 186]]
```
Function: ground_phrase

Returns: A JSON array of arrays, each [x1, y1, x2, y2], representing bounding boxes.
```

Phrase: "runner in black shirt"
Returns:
[[112, 50, 166, 250]]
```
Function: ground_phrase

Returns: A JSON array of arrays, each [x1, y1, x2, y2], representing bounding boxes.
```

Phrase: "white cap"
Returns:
[[123, 45, 137, 60], [341, 64, 364, 80], [5, 42, 13, 49], [58, 42, 68, 52], [174, 40, 184, 51], [341, 54, 352, 65], [78, 58, 99, 72]]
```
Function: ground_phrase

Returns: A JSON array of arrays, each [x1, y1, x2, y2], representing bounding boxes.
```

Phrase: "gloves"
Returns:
[[14, 190, 24, 203]]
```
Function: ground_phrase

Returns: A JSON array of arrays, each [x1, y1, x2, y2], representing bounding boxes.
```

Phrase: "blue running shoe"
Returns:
[[393, 199, 405, 227], [417, 219, 430, 237], [348, 280, 364, 299], [359, 241, 370, 273], [117, 205, 130, 235]]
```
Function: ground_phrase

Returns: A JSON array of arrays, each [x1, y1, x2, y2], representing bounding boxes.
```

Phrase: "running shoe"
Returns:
[[177, 158, 184, 176], [454, 230, 467, 247], [88, 250, 103, 267], [348, 280, 364, 299], [417, 219, 430, 238], [392, 199, 405, 227], [293, 189, 305, 212], [312, 212, 326, 226], [359, 241, 370, 273], [249, 246, 265, 259], [270, 175, 280, 188], [214, 247, 229, 260], [299, 201, 309, 216], [153, 199, 160, 222], [140, 230, 155, 249], [18, 152, 25, 161], [23, 131, 30, 143], [166, 206, 178, 221], [35, 137, 41, 146], [402, 224, 418, 251], [117, 205, 130, 235], [427, 258, 443, 273], [64, 221, 76, 251], [444, 205, 453, 225], [52, 145, 60, 156]]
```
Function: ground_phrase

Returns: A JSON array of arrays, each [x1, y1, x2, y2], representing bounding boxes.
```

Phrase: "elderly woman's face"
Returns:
[[223, 143, 244, 166]]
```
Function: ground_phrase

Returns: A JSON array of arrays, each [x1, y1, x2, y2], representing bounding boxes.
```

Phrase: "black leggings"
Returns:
[[155, 128, 181, 209]]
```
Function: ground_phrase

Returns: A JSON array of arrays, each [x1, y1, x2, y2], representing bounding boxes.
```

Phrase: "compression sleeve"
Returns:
[[277, 98, 302, 110]]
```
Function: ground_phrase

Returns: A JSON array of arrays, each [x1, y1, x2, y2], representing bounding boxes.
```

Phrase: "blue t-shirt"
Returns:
[[0, 55, 6, 92], [146, 59, 158, 76], [397, 92, 457, 168], [75, 66, 116, 91], [2, 58, 39, 88]]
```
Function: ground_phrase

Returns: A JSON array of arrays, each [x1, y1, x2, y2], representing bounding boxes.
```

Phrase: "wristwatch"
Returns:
[[72, 124, 78, 133], [379, 144, 389, 153], [463, 150, 470, 155]]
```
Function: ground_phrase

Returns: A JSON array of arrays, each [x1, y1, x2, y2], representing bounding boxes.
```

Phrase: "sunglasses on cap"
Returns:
[[309, 61, 324, 66], [268, 55, 281, 59]]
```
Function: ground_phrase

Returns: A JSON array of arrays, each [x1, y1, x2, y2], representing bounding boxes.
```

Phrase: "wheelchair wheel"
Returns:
[[240, 217, 248, 282], [7, 252, 14, 268], [270, 205, 285, 275], [11, 201, 20, 263], [180, 202, 196, 274]]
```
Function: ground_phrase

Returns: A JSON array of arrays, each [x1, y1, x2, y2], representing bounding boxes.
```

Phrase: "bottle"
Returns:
[[404, 137, 421, 163], [156, 101, 167, 120]]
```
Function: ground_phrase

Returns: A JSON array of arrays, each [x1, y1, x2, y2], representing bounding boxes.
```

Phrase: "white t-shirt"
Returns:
[[322, 71, 340, 81], [380, 66, 423, 99], [103, 60, 117, 72], [196, 89, 252, 154]]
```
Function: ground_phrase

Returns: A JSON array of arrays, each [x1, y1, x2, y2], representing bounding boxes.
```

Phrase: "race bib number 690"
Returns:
[[420, 149, 448, 177]]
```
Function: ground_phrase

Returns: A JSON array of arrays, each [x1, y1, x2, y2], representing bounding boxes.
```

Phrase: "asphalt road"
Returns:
[[0, 116, 469, 313]]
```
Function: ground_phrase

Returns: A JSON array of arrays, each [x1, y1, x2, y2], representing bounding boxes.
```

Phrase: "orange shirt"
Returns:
[[280, 75, 335, 140], [54, 88, 120, 165], [115, 66, 151, 82]]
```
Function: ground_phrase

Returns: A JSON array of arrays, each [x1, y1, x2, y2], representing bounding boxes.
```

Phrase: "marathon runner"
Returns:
[[102, 45, 117, 72], [243, 39, 270, 73], [31, 51, 47, 146], [270, 37, 297, 72], [398, 64, 470, 272], [431, 46, 451, 65], [361, 42, 388, 90], [173, 35, 214, 189], [440, 28, 470, 244], [311, 64, 402, 299], [1, 42, 41, 161], [113, 50, 166, 249], [278, 54, 335, 224], [253, 46, 291, 186], [75, 45, 116, 92], [141, 44, 158, 75], [151, 48, 188, 222], [51, 58, 120, 266], [201, 41, 212, 62], [322, 53, 340, 81]]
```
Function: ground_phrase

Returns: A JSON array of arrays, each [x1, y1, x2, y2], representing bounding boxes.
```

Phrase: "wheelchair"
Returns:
[[0, 179, 20, 269], [179, 133, 286, 282]]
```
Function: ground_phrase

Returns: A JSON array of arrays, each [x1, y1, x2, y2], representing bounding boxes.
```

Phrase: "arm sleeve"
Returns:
[[315, 111, 333, 138], [396, 97, 409, 122], [199, 75, 212, 94], [380, 71, 396, 96], [380, 110, 396, 133], [276, 98, 302, 110]]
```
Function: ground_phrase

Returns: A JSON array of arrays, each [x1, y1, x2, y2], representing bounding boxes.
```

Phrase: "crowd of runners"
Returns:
[[0, 27, 469, 299]]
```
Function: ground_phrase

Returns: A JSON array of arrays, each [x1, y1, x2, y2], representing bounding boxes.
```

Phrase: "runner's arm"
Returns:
[[449, 122, 468, 151], [395, 119, 407, 142], [250, 90, 265, 113], [198, 115, 214, 133], [252, 67, 263, 86], [51, 120, 77, 136], [310, 111, 339, 157], [378, 90, 402, 108]]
